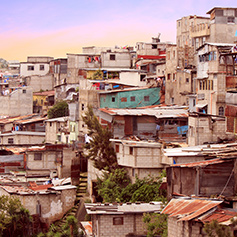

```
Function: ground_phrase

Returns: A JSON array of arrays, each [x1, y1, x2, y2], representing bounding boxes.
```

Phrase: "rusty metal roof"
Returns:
[[0, 114, 38, 124], [198, 208, 237, 224], [14, 117, 46, 125], [5, 147, 28, 154], [1, 185, 35, 194], [161, 198, 222, 221]]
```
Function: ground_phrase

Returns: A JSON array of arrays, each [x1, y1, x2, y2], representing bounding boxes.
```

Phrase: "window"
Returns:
[[82, 103, 85, 110], [22, 89, 26, 94], [57, 135, 61, 142], [210, 80, 214, 90], [152, 44, 157, 49], [213, 52, 217, 61], [186, 77, 189, 83], [129, 147, 133, 155], [115, 144, 119, 153], [130, 96, 135, 101], [113, 217, 123, 225], [110, 54, 116, 60], [50, 122, 52, 127], [203, 37, 206, 45], [40, 65, 45, 71], [227, 16, 235, 23], [144, 96, 150, 101], [121, 97, 127, 102], [195, 38, 199, 49], [8, 138, 14, 144], [193, 99, 196, 107], [140, 74, 146, 81], [34, 153, 42, 161], [219, 106, 224, 116], [28, 65, 34, 71], [200, 81, 202, 90], [167, 74, 171, 80], [112, 97, 115, 102], [203, 81, 205, 90], [41, 99, 43, 105], [171, 97, 174, 104], [173, 73, 176, 81]]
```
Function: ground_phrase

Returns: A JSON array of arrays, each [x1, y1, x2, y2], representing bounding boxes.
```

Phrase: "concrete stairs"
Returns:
[[54, 173, 88, 229], [76, 172, 88, 202]]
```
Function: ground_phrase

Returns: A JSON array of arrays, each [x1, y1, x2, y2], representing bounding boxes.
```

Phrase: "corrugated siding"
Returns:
[[200, 161, 234, 196], [100, 87, 161, 108], [225, 105, 237, 117], [226, 116, 235, 133], [226, 76, 237, 89]]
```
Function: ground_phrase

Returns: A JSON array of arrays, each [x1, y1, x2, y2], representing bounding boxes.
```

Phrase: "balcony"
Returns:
[[190, 23, 210, 38]]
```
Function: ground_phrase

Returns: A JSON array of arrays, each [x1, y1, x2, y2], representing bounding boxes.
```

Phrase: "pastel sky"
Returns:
[[1, 0, 236, 61]]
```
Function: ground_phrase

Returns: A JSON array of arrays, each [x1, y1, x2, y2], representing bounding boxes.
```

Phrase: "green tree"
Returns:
[[82, 106, 118, 172], [204, 219, 233, 237], [97, 168, 130, 202], [96, 169, 167, 203], [47, 101, 69, 119], [143, 213, 168, 237], [43, 215, 79, 237], [0, 195, 32, 237]]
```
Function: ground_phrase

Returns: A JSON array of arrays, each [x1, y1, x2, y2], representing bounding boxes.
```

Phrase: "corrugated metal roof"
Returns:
[[33, 90, 55, 96], [45, 116, 68, 122], [171, 158, 231, 168], [5, 147, 28, 154], [198, 208, 237, 224], [80, 221, 93, 236], [162, 198, 222, 221], [0, 154, 23, 162], [0, 114, 38, 125], [1, 185, 35, 194], [85, 202, 162, 215], [14, 117, 46, 125], [0, 131, 45, 136], [99, 86, 152, 94], [100, 105, 188, 118], [49, 185, 77, 191]]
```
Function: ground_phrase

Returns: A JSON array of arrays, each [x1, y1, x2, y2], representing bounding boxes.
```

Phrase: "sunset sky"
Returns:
[[1, 0, 236, 61]]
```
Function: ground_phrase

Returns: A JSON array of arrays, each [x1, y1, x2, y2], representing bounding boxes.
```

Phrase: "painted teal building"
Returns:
[[99, 87, 161, 108]]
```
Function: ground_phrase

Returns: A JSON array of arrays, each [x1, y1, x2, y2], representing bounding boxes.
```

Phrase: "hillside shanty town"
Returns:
[[1, 6, 237, 237]]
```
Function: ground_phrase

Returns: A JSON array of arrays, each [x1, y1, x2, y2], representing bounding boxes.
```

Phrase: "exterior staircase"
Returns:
[[54, 173, 88, 229], [76, 172, 88, 201]]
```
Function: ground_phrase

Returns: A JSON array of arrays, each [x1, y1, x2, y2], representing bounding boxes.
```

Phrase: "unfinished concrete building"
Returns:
[[165, 15, 209, 106]]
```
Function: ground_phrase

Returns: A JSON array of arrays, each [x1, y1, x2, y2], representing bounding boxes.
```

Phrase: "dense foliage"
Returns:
[[39, 215, 80, 237], [96, 168, 167, 203], [0, 195, 32, 237], [204, 219, 234, 237], [82, 106, 118, 172], [143, 213, 168, 237], [47, 101, 69, 119]]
